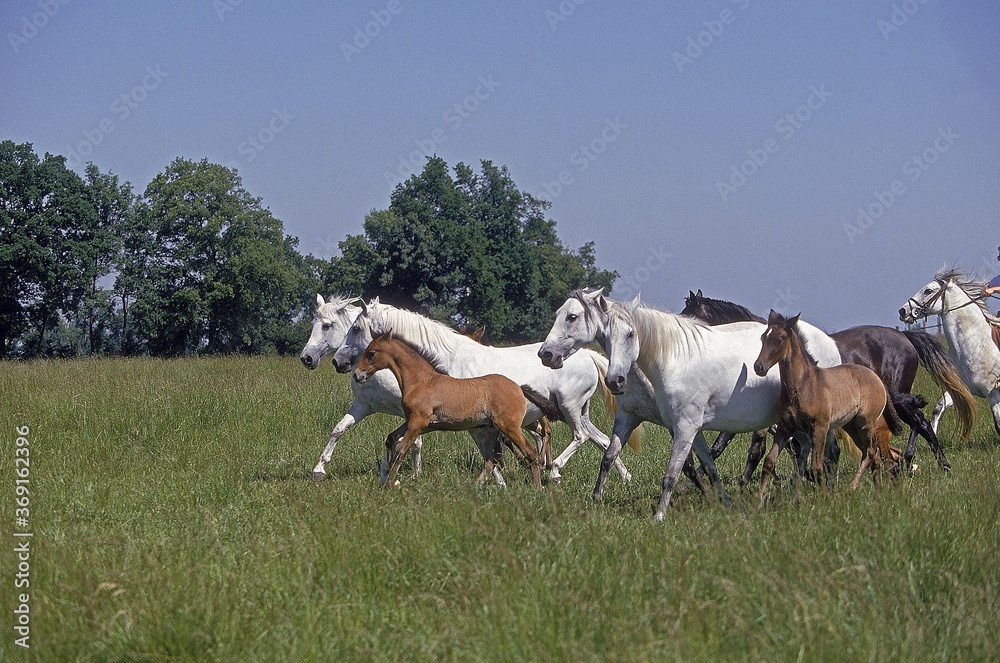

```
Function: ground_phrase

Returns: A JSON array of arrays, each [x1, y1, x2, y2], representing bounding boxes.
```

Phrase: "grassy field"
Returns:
[[1, 356, 998, 662]]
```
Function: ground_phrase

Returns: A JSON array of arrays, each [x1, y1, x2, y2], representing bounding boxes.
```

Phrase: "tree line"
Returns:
[[1, 142, 616, 358]]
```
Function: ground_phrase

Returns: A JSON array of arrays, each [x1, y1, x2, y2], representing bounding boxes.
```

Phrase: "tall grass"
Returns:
[[1, 357, 997, 661]]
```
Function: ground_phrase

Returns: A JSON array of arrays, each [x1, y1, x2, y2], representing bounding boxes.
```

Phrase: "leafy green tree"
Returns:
[[323, 157, 616, 342], [0, 141, 101, 356], [132, 158, 316, 355]]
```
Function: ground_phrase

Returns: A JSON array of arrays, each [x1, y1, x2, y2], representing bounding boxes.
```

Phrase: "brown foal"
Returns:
[[353, 330, 543, 488], [753, 310, 900, 498]]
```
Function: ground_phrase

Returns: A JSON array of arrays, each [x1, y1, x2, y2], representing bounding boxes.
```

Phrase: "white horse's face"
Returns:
[[300, 295, 362, 370], [899, 279, 946, 323], [539, 290, 605, 369], [333, 310, 374, 374], [604, 302, 640, 395]]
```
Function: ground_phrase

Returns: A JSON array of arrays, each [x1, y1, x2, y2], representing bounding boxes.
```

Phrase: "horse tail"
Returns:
[[520, 386, 565, 423], [587, 351, 642, 453], [881, 392, 905, 436], [835, 428, 862, 463], [902, 330, 976, 439]]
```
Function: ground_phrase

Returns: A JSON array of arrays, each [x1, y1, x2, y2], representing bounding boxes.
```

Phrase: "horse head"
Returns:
[[300, 294, 364, 370], [538, 287, 608, 369]]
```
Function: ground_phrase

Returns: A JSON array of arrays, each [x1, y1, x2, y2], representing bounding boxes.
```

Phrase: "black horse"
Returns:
[[680, 290, 975, 482]]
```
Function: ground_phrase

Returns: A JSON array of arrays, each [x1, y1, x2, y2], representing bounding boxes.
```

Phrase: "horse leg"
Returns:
[[383, 421, 425, 488], [990, 389, 1000, 439], [809, 426, 831, 491], [930, 392, 953, 436], [582, 407, 631, 482], [740, 429, 769, 487], [756, 429, 790, 506], [823, 429, 840, 491], [592, 411, 638, 501], [498, 419, 542, 488], [654, 425, 701, 522], [470, 428, 507, 487], [709, 431, 735, 460], [311, 401, 371, 480], [691, 431, 731, 507], [899, 400, 951, 472], [475, 428, 501, 486]]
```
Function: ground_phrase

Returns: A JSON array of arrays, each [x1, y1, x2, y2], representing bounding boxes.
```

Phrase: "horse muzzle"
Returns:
[[352, 369, 369, 384], [538, 348, 564, 369], [753, 362, 769, 377], [605, 373, 627, 395]]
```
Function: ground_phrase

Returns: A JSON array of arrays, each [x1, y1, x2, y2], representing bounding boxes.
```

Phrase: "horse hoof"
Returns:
[[310, 471, 327, 482], [910, 464, 921, 476]]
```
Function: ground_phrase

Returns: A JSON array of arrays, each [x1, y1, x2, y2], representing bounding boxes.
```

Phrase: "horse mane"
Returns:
[[364, 301, 472, 372], [607, 299, 709, 366], [316, 294, 363, 319], [788, 320, 820, 367], [683, 292, 765, 324], [935, 268, 1000, 325]]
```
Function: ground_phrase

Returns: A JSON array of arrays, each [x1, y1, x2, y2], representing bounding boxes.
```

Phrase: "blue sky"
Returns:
[[3, 0, 998, 329]]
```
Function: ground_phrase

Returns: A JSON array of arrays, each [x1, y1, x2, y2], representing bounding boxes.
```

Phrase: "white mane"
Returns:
[[316, 294, 362, 321], [610, 301, 709, 366], [937, 268, 1000, 326], [365, 301, 477, 370]]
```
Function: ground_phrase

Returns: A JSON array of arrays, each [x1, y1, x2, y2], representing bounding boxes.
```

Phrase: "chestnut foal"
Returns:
[[353, 331, 543, 488], [753, 311, 901, 499]]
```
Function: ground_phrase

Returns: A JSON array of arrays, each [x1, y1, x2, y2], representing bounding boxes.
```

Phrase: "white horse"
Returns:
[[899, 269, 1000, 437], [332, 298, 632, 484], [300, 294, 426, 480], [541, 290, 841, 521]]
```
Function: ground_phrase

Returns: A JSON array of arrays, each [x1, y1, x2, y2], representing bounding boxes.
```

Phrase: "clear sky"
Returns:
[[3, 1, 998, 330]]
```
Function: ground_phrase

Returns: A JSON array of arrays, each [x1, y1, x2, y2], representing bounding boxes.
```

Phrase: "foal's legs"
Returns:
[[654, 424, 704, 522], [496, 416, 542, 488], [383, 419, 427, 488]]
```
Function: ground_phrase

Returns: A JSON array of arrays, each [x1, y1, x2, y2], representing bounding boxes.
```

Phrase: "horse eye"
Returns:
[[366, 351, 375, 360], [625, 330, 634, 340], [352, 324, 361, 333], [322, 323, 331, 331], [566, 313, 578, 322]]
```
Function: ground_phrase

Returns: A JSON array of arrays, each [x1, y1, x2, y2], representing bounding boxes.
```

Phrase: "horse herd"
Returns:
[[298, 269, 1000, 520]]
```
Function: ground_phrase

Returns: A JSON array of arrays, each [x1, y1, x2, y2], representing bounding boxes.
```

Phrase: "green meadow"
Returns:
[[1, 356, 997, 662]]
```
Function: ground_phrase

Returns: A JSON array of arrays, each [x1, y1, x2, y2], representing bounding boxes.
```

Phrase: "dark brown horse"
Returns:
[[353, 330, 543, 487], [754, 311, 901, 497], [681, 290, 975, 479]]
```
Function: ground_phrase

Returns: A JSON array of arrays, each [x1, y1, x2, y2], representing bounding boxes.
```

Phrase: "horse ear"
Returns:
[[385, 327, 393, 340], [696, 289, 703, 297], [316, 293, 326, 308], [627, 293, 641, 312], [688, 290, 696, 300], [583, 287, 604, 302], [767, 309, 781, 325], [787, 313, 801, 327]]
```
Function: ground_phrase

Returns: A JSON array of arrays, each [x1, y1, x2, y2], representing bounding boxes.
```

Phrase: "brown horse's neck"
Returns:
[[777, 327, 818, 405], [380, 339, 439, 395]]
